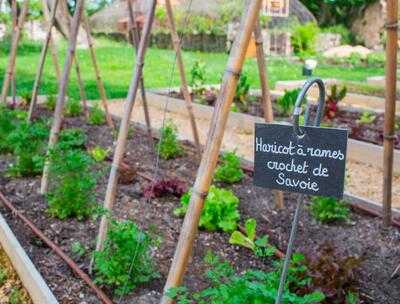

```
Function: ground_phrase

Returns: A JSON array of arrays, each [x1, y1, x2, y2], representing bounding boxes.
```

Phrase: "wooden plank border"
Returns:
[[0, 212, 58, 304]]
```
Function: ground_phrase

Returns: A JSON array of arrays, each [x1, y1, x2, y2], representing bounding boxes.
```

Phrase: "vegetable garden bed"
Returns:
[[164, 89, 400, 150], [0, 106, 400, 303]]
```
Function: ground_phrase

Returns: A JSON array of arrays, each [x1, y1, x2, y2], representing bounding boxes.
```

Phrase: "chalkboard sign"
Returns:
[[254, 123, 348, 198]]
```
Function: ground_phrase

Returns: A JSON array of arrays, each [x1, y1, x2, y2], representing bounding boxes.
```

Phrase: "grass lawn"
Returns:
[[0, 38, 385, 100]]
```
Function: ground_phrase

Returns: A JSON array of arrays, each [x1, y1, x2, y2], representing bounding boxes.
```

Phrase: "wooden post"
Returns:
[[127, 0, 153, 145], [164, 0, 201, 150], [254, 18, 284, 209], [82, 12, 115, 129], [40, 0, 85, 194], [383, 0, 398, 227], [41, 0, 61, 83], [94, 0, 157, 254], [28, 0, 60, 122], [0, 0, 30, 104], [160, 1, 263, 302]]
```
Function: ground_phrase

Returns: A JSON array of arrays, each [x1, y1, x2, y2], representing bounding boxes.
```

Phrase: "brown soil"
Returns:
[[0, 108, 400, 303], [0, 247, 32, 304]]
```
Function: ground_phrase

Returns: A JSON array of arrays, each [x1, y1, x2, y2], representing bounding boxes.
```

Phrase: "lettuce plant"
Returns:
[[214, 151, 244, 184], [174, 185, 240, 232]]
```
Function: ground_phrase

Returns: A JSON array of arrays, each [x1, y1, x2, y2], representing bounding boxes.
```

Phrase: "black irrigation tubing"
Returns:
[[0, 190, 114, 304]]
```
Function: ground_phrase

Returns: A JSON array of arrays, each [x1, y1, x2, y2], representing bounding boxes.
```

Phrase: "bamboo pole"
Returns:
[[0, 0, 29, 104], [127, 0, 153, 145], [73, 57, 89, 118], [253, 18, 284, 209], [27, 0, 60, 122], [41, 0, 61, 83], [164, 0, 201, 151], [40, 0, 85, 194], [160, 1, 263, 302], [82, 12, 115, 129], [94, 0, 157, 254], [383, 0, 398, 227], [10, 0, 17, 106]]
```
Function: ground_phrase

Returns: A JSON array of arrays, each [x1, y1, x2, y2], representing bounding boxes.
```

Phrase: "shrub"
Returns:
[[190, 60, 207, 94], [322, 25, 354, 45], [277, 88, 301, 116], [7, 120, 49, 176], [229, 218, 276, 258], [65, 98, 82, 117], [47, 148, 97, 220], [94, 220, 158, 296], [168, 251, 325, 304], [174, 185, 240, 232], [291, 22, 320, 59], [157, 121, 183, 160], [88, 104, 106, 125], [214, 151, 244, 184], [309, 196, 350, 223]]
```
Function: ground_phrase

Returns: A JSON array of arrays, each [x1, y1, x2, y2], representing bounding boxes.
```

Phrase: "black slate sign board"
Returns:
[[254, 123, 348, 198]]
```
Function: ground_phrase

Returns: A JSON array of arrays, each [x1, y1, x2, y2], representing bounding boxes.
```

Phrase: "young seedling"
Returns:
[[157, 120, 183, 160], [65, 98, 82, 117], [88, 103, 106, 125], [89, 146, 110, 162], [214, 151, 244, 184], [229, 218, 276, 257], [357, 111, 376, 125], [309, 196, 350, 223]]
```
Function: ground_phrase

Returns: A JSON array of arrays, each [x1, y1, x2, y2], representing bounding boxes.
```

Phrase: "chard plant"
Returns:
[[190, 60, 207, 94], [94, 219, 159, 296], [234, 73, 251, 111], [174, 185, 240, 232], [214, 151, 244, 184], [277, 88, 302, 116]]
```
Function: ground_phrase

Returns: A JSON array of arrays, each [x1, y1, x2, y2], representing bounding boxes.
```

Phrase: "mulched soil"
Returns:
[[167, 90, 400, 150], [0, 107, 400, 303]]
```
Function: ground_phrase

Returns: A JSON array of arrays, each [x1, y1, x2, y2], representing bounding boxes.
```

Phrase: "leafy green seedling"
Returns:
[[357, 111, 376, 125], [88, 104, 106, 125], [175, 185, 240, 232], [157, 121, 183, 160], [65, 98, 82, 117], [214, 151, 244, 184], [310, 196, 350, 223], [89, 146, 109, 162], [229, 218, 276, 257], [71, 241, 86, 258]]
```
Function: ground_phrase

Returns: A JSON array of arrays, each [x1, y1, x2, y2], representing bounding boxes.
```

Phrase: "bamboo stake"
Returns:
[[127, 0, 153, 145], [0, 0, 29, 104], [73, 57, 89, 118], [40, 0, 85, 194], [10, 0, 17, 106], [41, 0, 61, 82], [94, 0, 157, 254], [164, 0, 201, 151], [160, 1, 263, 302], [28, 0, 60, 122], [383, 0, 398, 227], [253, 18, 284, 209], [81, 12, 115, 129]]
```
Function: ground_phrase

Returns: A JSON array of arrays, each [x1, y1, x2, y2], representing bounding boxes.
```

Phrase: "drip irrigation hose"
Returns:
[[0, 191, 114, 304]]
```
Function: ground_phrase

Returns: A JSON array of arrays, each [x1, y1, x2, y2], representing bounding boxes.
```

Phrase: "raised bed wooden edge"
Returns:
[[0, 212, 58, 304]]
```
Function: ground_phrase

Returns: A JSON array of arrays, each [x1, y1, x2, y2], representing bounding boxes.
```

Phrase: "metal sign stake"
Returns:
[[275, 78, 326, 304]]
